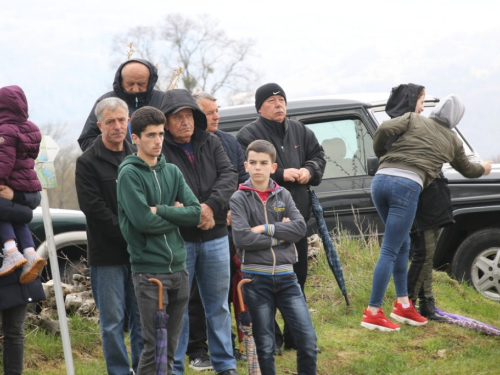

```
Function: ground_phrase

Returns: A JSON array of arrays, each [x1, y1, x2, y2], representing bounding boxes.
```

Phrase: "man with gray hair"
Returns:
[[75, 97, 142, 375]]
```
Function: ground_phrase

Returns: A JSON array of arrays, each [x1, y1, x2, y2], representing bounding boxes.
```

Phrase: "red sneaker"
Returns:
[[390, 300, 428, 326], [361, 308, 400, 332]]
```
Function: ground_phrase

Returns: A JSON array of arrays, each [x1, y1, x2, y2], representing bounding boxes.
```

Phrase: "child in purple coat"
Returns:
[[0, 85, 46, 283]]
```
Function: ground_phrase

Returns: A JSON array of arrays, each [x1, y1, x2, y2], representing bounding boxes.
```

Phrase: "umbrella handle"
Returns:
[[148, 278, 163, 310], [237, 278, 252, 313]]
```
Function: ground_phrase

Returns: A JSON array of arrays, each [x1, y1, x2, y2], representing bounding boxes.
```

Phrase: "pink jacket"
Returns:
[[0, 85, 41, 192]]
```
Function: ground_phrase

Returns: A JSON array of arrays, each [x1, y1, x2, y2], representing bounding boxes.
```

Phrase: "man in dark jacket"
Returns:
[[185, 92, 248, 370], [193, 91, 248, 184], [75, 97, 143, 375], [237, 83, 325, 292], [78, 59, 166, 151], [236, 83, 325, 350], [160, 89, 239, 375]]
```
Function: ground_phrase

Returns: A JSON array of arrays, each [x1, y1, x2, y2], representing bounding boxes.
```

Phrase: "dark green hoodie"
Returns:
[[117, 153, 201, 273]]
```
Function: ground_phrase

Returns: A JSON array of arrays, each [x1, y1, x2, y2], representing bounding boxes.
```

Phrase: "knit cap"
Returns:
[[255, 83, 286, 112]]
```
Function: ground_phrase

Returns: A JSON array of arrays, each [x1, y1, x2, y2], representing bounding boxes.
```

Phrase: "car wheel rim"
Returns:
[[471, 247, 500, 301]]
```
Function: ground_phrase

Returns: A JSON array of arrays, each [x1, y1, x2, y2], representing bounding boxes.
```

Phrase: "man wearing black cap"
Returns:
[[236, 83, 325, 350], [160, 89, 239, 375], [78, 59, 166, 151]]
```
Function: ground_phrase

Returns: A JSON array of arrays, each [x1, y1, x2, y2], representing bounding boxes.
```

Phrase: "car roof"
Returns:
[[218, 93, 439, 122], [33, 207, 86, 217]]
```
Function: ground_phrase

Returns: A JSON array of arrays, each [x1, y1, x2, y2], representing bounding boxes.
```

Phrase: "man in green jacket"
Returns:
[[117, 106, 201, 375]]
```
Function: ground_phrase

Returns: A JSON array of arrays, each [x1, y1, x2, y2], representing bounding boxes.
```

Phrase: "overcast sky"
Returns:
[[2, 0, 500, 158]]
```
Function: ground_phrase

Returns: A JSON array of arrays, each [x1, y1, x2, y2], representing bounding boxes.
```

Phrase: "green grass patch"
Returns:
[[3, 232, 499, 374]]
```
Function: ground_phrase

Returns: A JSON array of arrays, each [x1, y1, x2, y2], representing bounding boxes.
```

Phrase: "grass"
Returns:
[[6, 232, 500, 374]]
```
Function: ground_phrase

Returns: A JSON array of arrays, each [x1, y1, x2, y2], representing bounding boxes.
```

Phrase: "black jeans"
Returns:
[[2, 304, 27, 375]]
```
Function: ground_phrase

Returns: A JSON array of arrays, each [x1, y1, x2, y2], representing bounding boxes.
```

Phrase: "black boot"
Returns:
[[419, 297, 446, 322]]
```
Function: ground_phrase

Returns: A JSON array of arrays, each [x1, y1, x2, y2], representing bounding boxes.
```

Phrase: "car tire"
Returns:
[[451, 227, 500, 301]]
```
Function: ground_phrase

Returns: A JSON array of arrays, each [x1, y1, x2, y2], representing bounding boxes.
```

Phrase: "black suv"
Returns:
[[218, 93, 500, 302]]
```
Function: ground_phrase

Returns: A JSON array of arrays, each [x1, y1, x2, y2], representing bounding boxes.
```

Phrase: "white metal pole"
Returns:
[[40, 189, 75, 375]]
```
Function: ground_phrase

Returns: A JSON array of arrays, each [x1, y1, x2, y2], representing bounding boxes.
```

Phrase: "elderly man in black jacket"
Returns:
[[237, 83, 326, 350], [75, 97, 142, 375], [185, 92, 249, 370], [78, 58, 166, 151], [160, 89, 239, 375]]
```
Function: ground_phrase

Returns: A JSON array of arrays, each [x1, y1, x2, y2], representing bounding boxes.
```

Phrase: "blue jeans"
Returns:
[[242, 272, 317, 375], [91, 265, 143, 375], [369, 174, 420, 307], [173, 236, 236, 374]]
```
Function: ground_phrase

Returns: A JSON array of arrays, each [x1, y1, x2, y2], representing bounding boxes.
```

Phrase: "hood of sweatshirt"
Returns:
[[160, 89, 207, 131], [385, 83, 425, 118], [118, 152, 167, 174], [239, 178, 280, 193], [0, 85, 28, 124], [112, 59, 159, 108], [429, 94, 465, 129]]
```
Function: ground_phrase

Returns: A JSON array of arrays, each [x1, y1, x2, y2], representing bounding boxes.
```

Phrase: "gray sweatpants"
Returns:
[[133, 271, 189, 375]]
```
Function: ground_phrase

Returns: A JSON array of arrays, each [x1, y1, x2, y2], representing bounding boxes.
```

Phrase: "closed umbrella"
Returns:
[[148, 278, 169, 375], [237, 279, 261, 375], [435, 307, 500, 336], [231, 253, 245, 355], [308, 188, 350, 306]]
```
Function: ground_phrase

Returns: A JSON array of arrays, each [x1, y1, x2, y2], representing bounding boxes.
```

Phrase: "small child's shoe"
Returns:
[[0, 248, 27, 277], [20, 250, 47, 284]]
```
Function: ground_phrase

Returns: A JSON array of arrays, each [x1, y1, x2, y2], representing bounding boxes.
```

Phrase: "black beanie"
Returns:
[[255, 83, 287, 112]]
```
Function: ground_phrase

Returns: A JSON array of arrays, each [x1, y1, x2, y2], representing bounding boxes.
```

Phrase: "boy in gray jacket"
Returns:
[[230, 140, 317, 375]]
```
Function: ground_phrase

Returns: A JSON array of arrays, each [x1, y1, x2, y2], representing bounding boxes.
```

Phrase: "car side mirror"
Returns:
[[367, 156, 379, 176]]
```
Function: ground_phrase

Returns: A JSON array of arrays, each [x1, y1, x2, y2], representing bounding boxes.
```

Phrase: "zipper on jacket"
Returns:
[[152, 168, 174, 273], [261, 197, 276, 275], [135, 97, 138, 108]]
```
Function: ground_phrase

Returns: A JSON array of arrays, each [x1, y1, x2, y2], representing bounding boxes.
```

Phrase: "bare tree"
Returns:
[[112, 26, 160, 67], [39, 123, 81, 210], [112, 14, 257, 102]]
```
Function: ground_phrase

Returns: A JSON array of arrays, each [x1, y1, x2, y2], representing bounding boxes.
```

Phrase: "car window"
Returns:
[[305, 118, 375, 179]]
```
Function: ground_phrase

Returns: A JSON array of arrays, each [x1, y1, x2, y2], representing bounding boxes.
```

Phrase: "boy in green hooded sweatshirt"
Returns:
[[117, 106, 201, 375]]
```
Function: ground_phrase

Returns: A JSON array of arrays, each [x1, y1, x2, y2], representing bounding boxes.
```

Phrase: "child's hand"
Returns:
[[0, 185, 14, 200], [150, 206, 157, 214], [174, 201, 184, 207], [282, 217, 290, 223]]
